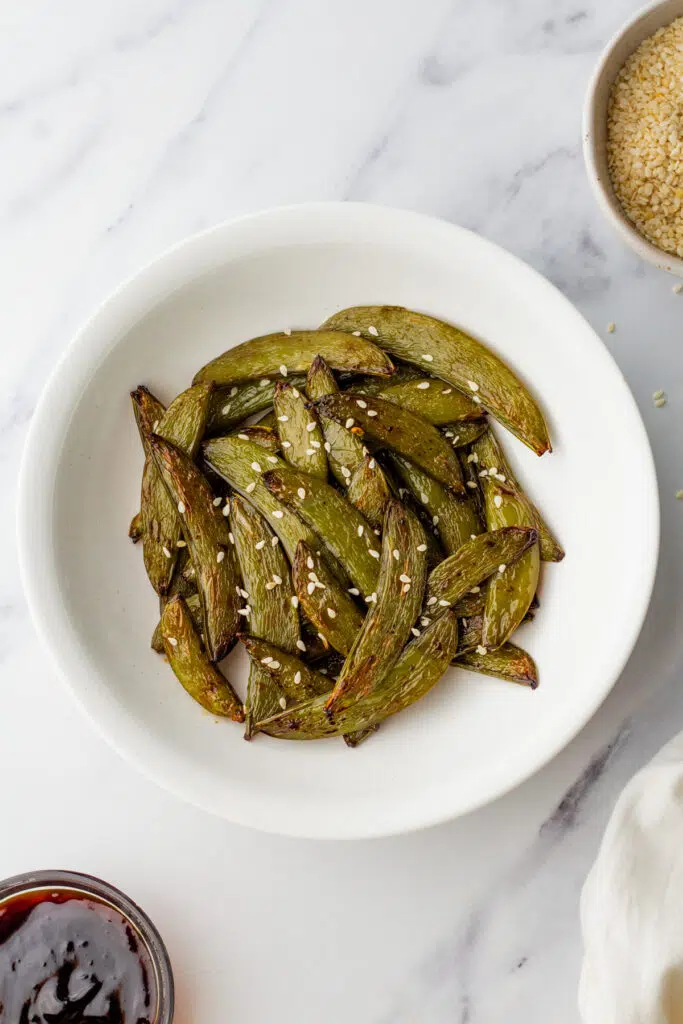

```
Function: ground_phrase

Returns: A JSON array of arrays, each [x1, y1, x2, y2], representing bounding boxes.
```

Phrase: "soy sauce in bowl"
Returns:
[[0, 872, 173, 1023]]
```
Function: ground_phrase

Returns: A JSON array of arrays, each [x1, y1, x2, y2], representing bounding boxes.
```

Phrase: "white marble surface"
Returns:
[[2, 1, 683, 1020]]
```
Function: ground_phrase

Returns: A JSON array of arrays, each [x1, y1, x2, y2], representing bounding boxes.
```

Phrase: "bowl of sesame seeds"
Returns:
[[584, 0, 683, 274]]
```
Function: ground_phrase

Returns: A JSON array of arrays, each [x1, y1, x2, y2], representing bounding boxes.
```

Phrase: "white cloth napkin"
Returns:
[[580, 731, 683, 1023]]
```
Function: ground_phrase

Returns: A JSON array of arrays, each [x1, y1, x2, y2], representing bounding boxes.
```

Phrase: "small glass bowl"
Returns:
[[0, 869, 174, 1023]]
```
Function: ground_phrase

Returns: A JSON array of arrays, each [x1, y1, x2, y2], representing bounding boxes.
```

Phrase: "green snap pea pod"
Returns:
[[305, 355, 366, 487], [317, 394, 465, 494], [326, 500, 428, 714], [425, 526, 538, 611], [132, 383, 213, 595], [207, 375, 306, 433], [230, 496, 300, 738], [348, 364, 423, 395], [292, 541, 364, 655], [202, 437, 329, 567], [374, 379, 481, 423], [229, 426, 279, 452], [194, 330, 394, 385], [346, 455, 392, 532], [388, 453, 482, 555], [128, 511, 144, 543], [472, 432, 541, 648], [160, 596, 244, 720], [254, 409, 277, 430], [457, 642, 538, 688], [131, 384, 165, 451], [322, 306, 551, 456], [238, 637, 330, 703], [150, 436, 240, 661], [263, 467, 379, 596], [473, 428, 564, 562], [300, 619, 334, 663], [152, 591, 202, 652], [274, 381, 327, 480], [456, 614, 484, 655], [254, 611, 459, 741], [442, 420, 488, 448]]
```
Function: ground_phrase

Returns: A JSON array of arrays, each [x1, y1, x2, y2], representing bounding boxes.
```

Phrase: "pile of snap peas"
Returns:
[[130, 305, 563, 745]]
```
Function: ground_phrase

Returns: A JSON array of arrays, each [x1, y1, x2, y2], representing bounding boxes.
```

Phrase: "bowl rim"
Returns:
[[582, 0, 683, 276], [16, 201, 660, 838]]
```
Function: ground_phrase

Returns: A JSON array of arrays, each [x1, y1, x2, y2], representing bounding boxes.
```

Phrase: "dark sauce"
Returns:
[[0, 888, 156, 1023]]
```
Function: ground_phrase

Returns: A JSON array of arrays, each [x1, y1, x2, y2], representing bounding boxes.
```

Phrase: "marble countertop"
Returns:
[[2, 1, 683, 1020]]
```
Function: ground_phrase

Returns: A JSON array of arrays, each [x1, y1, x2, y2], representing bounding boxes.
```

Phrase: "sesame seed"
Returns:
[[341, 466, 351, 479], [401, 583, 411, 595], [261, 656, 273, 664], [369, 549, 380, 559], [267, 456, 278, 464], [392, 549, 400, 560], [420, 492, 429, 503], [228, 532, 235, 544], [466, 481, 477, 490], [177, 539, 187, 548], [259, 378, 270, 387], [399, 573, 412, 583], [282, 440, 292, 448], [444, 431, 454, 439], [238, 433, 249, 440], [324, 441, 331, 452], [494, 495, 503, 508], [317, 633, 327, 644], [306, 421, 317, 432], [272, 510, 284, 519], [467, 453, 479, 464], [422, 354, 433, 361], [272, 574, 282, 585], [352, 330, 361, 336], [222, 404, 232, 415], [345, 418, 354, 429], [265, 581, 275, 591], [270, 659, 281, 669], [327, 607, 336, 618], [271, 535, 279, 546], [488, 467, 498, 476], [498, 563, 507, 573], [607, 322, 616, 333], [294, 671, 302, 685], [432, 515, 439, 526], [453, 436, 460, 444], [296, 639, 306, 652], [278, 415, 289, 422], [411, 627, 421, 636], [442, 388, 452, 395], [307, 582, 316, 595], [306, 556, 314, 569], [306, 448, 315, 456], [255, 539, 266, 550], [246, 482, 256, 493], [251, 461, 262, 472], [239, 588, 250, 599], [167, 636, 178, 647], [367, 458, 376, 471], [238, 607, 251, 616], [438, 599, 450, 607], [417, 382, 430, 390], [479, 470, 488, 478], [213, 496, 222, 507], [367, 409, 378, 417], [279, 696, 287, 709], [473, 396, 482, 404], [427, 596, 437, 606], [297, 487, 306, 499], [229, 387, 238, 397], [420, 617, 431, 627], [310, 440, 321, 449], [283, 328, 292, 336], [356, 399, 368, 408], [467, 380, 479, 392], [291, 595, 299, 608], [417, 543, 427, 552], [368, 325, 379, 336], [162, 547, 172, 559], [476, 645, 488, 656], [315, 580, 324, 589], [369, 592, 378, 603], [291, 388, 300, 398], [357, 525, 364, 537], [470, 585, 481, 593], [279, 364, 288, 376], [348, 587, 360, 596], [373, 528, 380, 536], [222, 503, 231, 516], [216, 550, 225, 563]]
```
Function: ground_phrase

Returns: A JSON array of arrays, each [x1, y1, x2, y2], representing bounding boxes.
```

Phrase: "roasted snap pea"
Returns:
[[150, 436, 240, 661], [161, 596, 244, 720], [388, 453, 482, 555], [292, 541, 364, 655], [263, 467, 379, 596], [230, 496, 300, 737], [472, 433, 541, 648], [376, 379, 481, 424], [194, 330, 394, 385], [457, 641, 538, 688], [317, 394, 465, 494], [274, 381, 327, 480], [322, 306, 551, 456], [128, 511, 144, 543], [305, 355, 366, 487], [238, 636, 330, 703], [152, 591, 201, 652], [348, 363, 423, 395], [473, 428, 564, 562], [425, 526, 538, 611], [207, 375, 306, 434], [326, 500, 428, 714], [131, 384, 165, 448], [442, 420, 488, 448], [346, 455, 392, 532], [255, 611, 459, 741], [132, 383, 213, 595]]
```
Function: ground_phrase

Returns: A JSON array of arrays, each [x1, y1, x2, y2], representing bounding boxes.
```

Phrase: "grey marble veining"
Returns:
[[1, 2, 682, 1021]]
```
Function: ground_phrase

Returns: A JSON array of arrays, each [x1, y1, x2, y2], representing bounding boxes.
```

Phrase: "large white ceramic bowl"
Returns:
[[17, 203, 659, 839]]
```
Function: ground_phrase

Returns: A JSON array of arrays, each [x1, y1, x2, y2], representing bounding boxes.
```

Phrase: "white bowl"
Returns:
[[583, 0, 683, 275], [17, 202, 659, 839]]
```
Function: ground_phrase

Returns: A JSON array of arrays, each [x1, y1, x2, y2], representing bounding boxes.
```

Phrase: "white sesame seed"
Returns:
[[265, 582, 275, 591], [251, 461, 262, 473], [228, 532, 235, 544], [306, 556, 314, 569], [278, 696, 287, 710], [419, 491, 428, 504], [392, 548, 400, 560], [369, 549, 380, 559], [467, 453, 479, 464], [317, 633, 327, 644], [266, 456, 277, 465], [453, 436, 460, 444], [315, 580, 324, 589], [213, 496, 222, 507], [427, 596, 437, 606], [422, 354, 433, 361], [438, 599, 450, 607], [352, 330, 361, 336], [368, 458, 376, 470], [348, 587, 360, 596], [494, 494, 503, 508], [345, 418, 354, 429], [222, 404, 231, 415], [306, 421, 317, 432], [401, 582, 411, 595], [369, 592, 378, 603], [473, 396, 482, 404], [411, 627, 421, 636], [270, 661, 281, 670], [216, 550, 225, 563], [324, 441, 331, 452], [466, 481, 477, 490], [357, 525, 364, 537], [152, 419, 160, 432], [488, 466, 498, 476], [176, 539, 186, 548], [417, 382, 430, 390], [476, 645, 488, 656], [470, 585, 481, 593], [279, 364, 288, 376], [373, 528, 380, 536], [432, 515, 439, 526], [356, 399, 368, 408], [327, 607, 336, 618], [259, 378, 270, 387], [272, 574, 282, 585], [479, 470, 488, 478], [291, 595, 299, 608], [261, 656, 273, 664], [442, 388, 452, 395], [162, 547, 172, 559], [271, 535, 279, 547], [417, 543, 427, 552], [420, 617, 431, 627], [272, 510, 284, 519], [607, 322, 616, 334], [296, 639, 306, 652], [294, 671, 302, 685], [306, 448, 315, 456], [167, 636, 178, 647], [341, 466, 351, 479], [283, 328, 292, 337], [238, 432, 249, 440], [297, 487, 306, 499], [282, 440, 291, 448], [399, 573, 412, 584], [238, 607, 250, 616], [307, 582, 316, 595], [278, 414, 289, 422], [498, 563, 507, 573], [467, 380, 479, 392], [310, 440, 321, 449], [368, 325, 379, 337], [246, 482, 256, 493], [367, 409, 378, 417], [239, 588, 250, 599], [222, 503, 230, 516], [229, 387, 238, 397], [444, 431, 454, 439], [291, 387, 300, 398]]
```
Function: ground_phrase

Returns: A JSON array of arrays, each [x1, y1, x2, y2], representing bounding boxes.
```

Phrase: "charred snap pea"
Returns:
[[230, 497, 300, 737], [326, 500, 428, 714], [349, 363, 423, 395], [457, 641, 538, 688], [425, 526, 538, 611], [152, 591, 201, 653], [388, 453, 481, 555], [322, 306, 551, 456], [346, 455, 392, 532], [128, 511, 144, 543], [161, 597, 244, 720], [317, 394, 465, 494], [292, 542, 364, 656], [207, 375, 306, 434], [132, 382, 213, 595], [194, 330, 394, 385], [376, 379, 482, 424], [442, 420, 488, 448], [238, 637, 330, 703], [263, 467, 379, 596], [305, 355, 366, 487], [150, 436, 240, 661], [274, 381, 327, 480], [255, 611, 459, 741]]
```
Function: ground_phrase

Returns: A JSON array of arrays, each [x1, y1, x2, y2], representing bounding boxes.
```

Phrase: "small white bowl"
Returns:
[[583, 0, 683, 276]]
